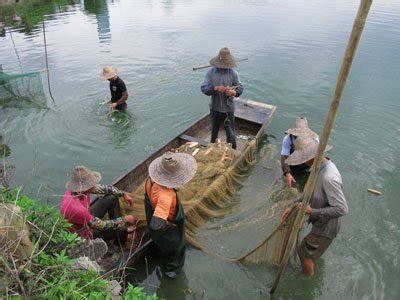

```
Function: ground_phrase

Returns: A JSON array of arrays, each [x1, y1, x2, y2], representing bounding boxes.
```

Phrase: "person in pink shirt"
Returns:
[[60, 166, 135, 246]]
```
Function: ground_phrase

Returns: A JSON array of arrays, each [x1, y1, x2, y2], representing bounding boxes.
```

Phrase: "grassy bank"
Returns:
[[0, 188, 155, 299]]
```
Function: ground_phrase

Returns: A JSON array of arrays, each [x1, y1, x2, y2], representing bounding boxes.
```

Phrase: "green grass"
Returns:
[[0, 188, 156, 299]]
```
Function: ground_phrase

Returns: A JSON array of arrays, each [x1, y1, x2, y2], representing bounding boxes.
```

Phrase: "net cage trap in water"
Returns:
[[0, 69, 47, 108]]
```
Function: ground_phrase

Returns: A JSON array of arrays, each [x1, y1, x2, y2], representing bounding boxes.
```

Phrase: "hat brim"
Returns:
[[285, 128, 318, 138], [149, 153, 197, 188], [100, 73, 117, 80], [285, 144, 332, 166], [209, 55, 237, 69], [66, 171, 101, 192], [100, 68, 118, 80]]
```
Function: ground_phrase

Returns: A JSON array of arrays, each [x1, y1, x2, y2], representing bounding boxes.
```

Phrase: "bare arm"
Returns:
[[116, 91, 128, 105], [281, 155, 291, 174]]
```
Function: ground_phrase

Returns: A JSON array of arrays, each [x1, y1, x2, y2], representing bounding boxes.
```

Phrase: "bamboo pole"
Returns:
[[42, 21, 56, 107], [270, 0, 373, 294], [192, 58, 248, 71]]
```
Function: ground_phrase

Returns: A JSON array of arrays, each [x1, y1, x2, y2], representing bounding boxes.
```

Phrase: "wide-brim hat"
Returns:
[[149, 152, 197, 189], [100, 66, 118, 80], [209, 47, 237, 69], [66, 166, 101, 192], [285, 117, 318, 138], [285, 137, 332, 166]]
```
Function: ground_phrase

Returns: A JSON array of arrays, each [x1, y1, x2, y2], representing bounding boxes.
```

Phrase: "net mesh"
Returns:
[[121, 140, 300, 266], [0, 71, 46, 107], [121, 140, 256, 246], [236, 189, 299, 265]]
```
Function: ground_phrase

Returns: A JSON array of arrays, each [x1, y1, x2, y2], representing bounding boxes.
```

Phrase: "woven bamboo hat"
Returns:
[[100, 66, 118, 80], [149, 152, 197, 189], [209, 47, 237, 69], [285, 137, 332, 166], [66, 166, 101, 192], [285, 117, 318, 138]]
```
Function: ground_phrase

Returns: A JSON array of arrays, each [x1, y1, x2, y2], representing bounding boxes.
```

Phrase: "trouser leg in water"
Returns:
[[144, 188, 186, 278]]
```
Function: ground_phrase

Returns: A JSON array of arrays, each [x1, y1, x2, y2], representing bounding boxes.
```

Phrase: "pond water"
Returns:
[[1, 0, 399, 298]]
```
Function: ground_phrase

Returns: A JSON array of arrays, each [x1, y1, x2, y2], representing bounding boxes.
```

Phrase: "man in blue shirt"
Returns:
[[201, 48, 244, 149], [281, 117, 318, 187]]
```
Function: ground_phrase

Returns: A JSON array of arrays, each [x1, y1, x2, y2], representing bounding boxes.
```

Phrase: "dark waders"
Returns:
[[289, 135, 310, 191], [144, 182, 186, 278]]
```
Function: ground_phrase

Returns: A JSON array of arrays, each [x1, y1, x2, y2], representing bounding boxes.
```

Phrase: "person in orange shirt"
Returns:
[[144, 151, 197, 278]]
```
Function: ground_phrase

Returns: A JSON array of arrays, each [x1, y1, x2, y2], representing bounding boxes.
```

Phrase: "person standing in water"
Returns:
[[144, 152, 197, 278], [281, 137, 348, 276], [100, 66, 128, 110]]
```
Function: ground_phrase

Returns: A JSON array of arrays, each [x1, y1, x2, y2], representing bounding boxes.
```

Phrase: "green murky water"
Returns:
[[1, 0, 399, 298]]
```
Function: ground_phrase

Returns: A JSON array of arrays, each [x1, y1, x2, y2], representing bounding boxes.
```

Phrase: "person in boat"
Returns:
[[201, 47, 244, 149], [281, 137, 348, 276], [100, 66, 128, 111], [60, 166, 136, 246], [145, 151, 197, 278], [281, 117, 319, 188]]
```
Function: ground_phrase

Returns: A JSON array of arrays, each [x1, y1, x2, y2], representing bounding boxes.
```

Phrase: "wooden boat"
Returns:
[[99, 98, 276, 272]]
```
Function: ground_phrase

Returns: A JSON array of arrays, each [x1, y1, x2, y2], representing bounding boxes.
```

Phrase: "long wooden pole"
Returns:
[[43, 21, 56, 107], [192, 58, 248, 71], [270, 0, 373, 294]]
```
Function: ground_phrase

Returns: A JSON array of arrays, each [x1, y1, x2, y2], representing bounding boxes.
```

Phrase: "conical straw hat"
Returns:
[[209, 47, 237, 69], [149, 152, 197, 189], [285, 117, 318, 138], [100, 66, 118, 80], [66, 166, 101, 192], [285, 137, 332, 166]]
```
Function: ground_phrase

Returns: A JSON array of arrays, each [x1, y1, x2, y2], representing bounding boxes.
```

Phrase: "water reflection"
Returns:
[[161, 0, 175, 14], [0, 21, 6, 36], [128, 252, 190, 299], [0, 0, 80, 34], [83, 0, 111, 43], [0, 133, 12, 189]]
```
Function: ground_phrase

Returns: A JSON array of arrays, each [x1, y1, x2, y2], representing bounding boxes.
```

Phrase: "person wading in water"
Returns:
[[201, 47, 244, 149], [281, 117, 319, 188], [100, 66, 129, 111], [60, 166, 136, 246], [281, 137, 348, 276], [145, 151, 197, 278]]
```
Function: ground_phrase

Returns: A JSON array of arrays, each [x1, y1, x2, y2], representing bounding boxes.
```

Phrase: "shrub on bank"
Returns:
[[0, 188, 156, 299]]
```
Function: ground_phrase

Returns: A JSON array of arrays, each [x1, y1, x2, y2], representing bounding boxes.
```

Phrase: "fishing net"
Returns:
[[119, 139, 302, 266], [235, 189, 299, 265], [121, 140, 257, 248], [0, 71, 46, 108]]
